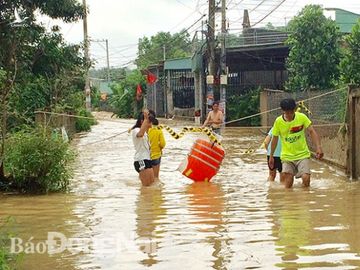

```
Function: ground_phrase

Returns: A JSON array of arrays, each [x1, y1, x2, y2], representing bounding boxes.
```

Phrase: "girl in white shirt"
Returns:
[[131, 110, 154, 186]]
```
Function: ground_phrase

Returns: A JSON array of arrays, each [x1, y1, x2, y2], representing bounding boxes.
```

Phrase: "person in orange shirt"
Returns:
[[148, 118, 166, 179]]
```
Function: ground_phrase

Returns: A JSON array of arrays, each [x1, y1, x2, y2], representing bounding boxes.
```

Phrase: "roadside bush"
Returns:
[[75, 109, 96, 132], [0, 217, 21, 270], [4, 127, 75, 193], [226, 88, 261, 126]]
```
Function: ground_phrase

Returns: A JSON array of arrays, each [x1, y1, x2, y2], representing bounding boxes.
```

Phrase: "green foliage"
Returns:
[[0, 1, 83, 24], [340, 19, 360, 85], [0, 1, 87, 185], [62, 91, 84, 113], [226, 33, 244, 47], [227, 88, 261, 126], [4, 127, 75, 193], [286, 5, 341, 91], [75, 109, 96, 132], [91, 87, 101, 109], [110, 70, 145, 118], [0, 217, 21, 270], [8, 76, 48, 124], [0, 69, 5, 86], [136, 30, 192, 69]]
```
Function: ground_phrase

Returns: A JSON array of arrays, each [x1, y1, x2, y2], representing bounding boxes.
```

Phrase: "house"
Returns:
[[225, 43, 289, 99], [145, 63, 165, 117], [146, 57, 195, 118], [148, 6, 360, 121], [324, 8, 360, 33]]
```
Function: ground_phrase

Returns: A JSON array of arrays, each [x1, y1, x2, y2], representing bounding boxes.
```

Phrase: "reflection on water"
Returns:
[[136, 183, 166, 267], [268, 189, 312, 266], [186, 182, 230, 269], [1, 120, 360, 269]]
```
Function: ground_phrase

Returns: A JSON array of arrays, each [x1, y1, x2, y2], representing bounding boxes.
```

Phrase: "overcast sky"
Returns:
[[44, 0, 360, 69]]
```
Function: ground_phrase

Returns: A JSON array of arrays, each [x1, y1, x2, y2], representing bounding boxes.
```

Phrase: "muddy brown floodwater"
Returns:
[[1, 117, 360, 270]]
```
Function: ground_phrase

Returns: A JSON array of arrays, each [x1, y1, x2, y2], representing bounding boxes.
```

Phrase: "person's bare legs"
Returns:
[[284, 173, 294, 188], [301, 173, 310, 187], [279, 172, 285, 183], [152, 164, 160, 179], [139, 168, 154, 186], [268, 169, 276, 181]]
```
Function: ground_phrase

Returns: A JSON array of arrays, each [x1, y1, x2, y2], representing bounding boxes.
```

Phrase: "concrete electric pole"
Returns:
[[163, 45, 167, 117], [82, 0, 91, 111], [91, 39, 111, 82], [206, 0, 216, 116], [220, 0, 227, 122], [105, 39, 110, 82]]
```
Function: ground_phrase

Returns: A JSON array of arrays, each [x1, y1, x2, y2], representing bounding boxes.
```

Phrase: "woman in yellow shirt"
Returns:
[[148, 118, 166, 179]]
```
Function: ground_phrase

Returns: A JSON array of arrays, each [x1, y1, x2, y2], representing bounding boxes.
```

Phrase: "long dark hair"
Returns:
[[132, 112, 144, 129], [131, 109, 156, 129]]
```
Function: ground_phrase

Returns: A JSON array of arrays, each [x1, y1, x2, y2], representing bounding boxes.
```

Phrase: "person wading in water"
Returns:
[[202, 101, 224, 135], [131, 109, 155, 186], [269, 98, 323, 188]]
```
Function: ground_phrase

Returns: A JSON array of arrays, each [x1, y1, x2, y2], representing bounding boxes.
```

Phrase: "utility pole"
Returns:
[[163, 45, 167, 117], [90, 39, 111, 82], [82, 0, 91, 111], [201, 20, 204, 42], [163, 45, 166, 63], [208, 0, 216, 77], [206, 0, 216, 117], [220, 0, 227, 122], [105, 39, 110, 82]]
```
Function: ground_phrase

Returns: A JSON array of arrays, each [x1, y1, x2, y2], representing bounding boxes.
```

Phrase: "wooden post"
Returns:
[[347, 85, 360, 180]]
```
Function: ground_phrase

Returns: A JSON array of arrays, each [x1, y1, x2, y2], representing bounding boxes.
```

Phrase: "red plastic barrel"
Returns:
[[181, 138, 225, 182]]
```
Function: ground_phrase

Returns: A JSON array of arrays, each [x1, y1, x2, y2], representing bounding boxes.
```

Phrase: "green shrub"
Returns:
[[75, 109, 96, 132], [0, 218, 22, 270], [4, 127, 75, 193], [227, 88, 261, 126]]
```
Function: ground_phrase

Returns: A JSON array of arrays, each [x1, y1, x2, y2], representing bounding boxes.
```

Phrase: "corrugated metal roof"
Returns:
[[164, 57, 192, 70]]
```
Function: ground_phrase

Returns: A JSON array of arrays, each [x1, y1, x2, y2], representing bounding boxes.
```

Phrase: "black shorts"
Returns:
[[151, 157, 161, 166], [267, 156, 282, 172], [134, 159, 152, 173]]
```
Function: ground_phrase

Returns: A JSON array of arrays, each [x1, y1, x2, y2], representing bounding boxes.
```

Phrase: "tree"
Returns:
[[340, 19, 360, 85], [285, 5, 341, 91], [110, 70, 145, 118], [0, 0, 84, 180], [136, 30, 192, 69], [226, 33, 243, 47]]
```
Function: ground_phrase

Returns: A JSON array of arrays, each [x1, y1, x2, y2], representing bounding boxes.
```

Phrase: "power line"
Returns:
[[252, 0, 288, 27]]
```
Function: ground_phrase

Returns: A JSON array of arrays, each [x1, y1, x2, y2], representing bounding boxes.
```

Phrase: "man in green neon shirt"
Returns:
[[269, 98, 324, 188]]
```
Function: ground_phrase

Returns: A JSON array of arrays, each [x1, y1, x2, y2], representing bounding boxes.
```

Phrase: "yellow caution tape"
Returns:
[[297, 101, 312, 115], [242, 142, 266, 155], [157, 125, 222, 145], [243, 148, 255, 154]]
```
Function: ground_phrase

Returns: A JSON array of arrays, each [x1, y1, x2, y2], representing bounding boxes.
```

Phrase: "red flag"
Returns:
[[136, 84, 142, 95], [136, 84, 143, 101], [146, 71, 157, 85]]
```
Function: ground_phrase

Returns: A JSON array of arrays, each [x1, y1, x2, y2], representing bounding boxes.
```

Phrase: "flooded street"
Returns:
[[2, 118, 360, 270]]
